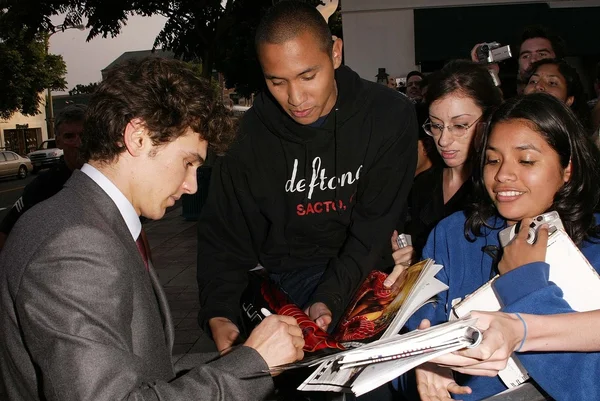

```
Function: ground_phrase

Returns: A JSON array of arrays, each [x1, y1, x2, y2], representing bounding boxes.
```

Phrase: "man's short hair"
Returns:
[[255, 1, 333, 54], [81, 57, 236, 163], [518, 25, 566, 59], [55, 104, 86, 135], [406, 71, 424, 82]]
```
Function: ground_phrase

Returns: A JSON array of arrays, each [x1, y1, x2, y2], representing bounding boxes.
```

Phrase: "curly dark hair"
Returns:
[[81, 57, 237, 163], [525, 58, 591, 131], [465, 93, 600, 245]]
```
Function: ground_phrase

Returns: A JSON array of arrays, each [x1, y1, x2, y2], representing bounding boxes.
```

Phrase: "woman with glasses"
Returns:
[[389, 60, 502, 278]]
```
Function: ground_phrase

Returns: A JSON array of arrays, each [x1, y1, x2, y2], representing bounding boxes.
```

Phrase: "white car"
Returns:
[[27, 139, 63, 173]]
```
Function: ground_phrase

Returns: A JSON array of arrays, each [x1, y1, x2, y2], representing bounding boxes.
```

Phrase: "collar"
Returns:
[[80, 163, 141, 241]]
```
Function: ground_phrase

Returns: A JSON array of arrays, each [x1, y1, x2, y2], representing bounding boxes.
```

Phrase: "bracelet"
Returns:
[[514, 312, 527, 352]]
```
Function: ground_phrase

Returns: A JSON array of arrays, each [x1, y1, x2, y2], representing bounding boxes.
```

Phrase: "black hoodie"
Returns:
[[197, 65, 417, 329]]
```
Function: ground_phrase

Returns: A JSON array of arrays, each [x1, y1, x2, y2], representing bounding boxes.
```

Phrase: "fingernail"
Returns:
[[383, 279, 392, 287]]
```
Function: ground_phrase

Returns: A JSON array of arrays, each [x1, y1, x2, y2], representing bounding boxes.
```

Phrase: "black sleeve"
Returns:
[[196, 157, 260, 331], [0, 180, 45, 235], [309, 101, 418, 319]]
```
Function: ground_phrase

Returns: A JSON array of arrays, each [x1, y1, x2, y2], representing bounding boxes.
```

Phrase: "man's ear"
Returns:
[[123, 119, 149, 157], [332, 37, 343, 69]]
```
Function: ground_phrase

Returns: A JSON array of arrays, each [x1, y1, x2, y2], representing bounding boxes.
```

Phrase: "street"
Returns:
[[0, 174, 36, 222]]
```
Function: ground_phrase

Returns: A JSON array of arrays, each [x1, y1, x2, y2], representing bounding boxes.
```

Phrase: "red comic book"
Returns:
[[240, 259, 441, 353]]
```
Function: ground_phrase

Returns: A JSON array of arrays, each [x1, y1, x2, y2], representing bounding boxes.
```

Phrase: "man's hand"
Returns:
[[305, 302, 332, 331], [385, 230, 416, 287], [209, 317, 240, 352], [498, 219, 548, 275], [244, 315, 305, 370]]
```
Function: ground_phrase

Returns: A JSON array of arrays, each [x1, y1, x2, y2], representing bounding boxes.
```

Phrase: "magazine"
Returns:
[[297, 317, 482, 396], [240, 259, 448, 353]]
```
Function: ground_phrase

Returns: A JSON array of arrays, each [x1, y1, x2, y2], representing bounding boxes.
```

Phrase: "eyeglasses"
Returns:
[[422, 115, 483, 138]]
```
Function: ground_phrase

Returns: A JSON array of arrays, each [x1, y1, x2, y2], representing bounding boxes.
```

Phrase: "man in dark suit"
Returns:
[[0, 58, 304, 401]]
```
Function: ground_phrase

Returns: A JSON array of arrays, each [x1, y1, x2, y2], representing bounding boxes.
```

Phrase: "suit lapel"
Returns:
[[68, 171, 175, 353], [148, 261, 175, 352]]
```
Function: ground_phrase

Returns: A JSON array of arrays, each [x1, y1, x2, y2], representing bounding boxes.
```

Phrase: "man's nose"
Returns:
[[287, 83, 306, 107], [183, 169, 198, 194]]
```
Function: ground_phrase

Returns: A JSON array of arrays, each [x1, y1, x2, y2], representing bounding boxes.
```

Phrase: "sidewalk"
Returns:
[[143, 206, 217, 358]]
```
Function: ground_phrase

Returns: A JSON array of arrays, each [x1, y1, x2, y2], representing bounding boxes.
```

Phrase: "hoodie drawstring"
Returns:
[[302, 144, 309, 207], [333, 108, 342, 215]]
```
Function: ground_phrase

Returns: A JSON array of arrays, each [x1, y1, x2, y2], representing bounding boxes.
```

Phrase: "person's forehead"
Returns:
[[534, 65, 565, 80], [259, 32, 328, 62], [521, 37, 554, 53], [407, 75, 423, 84]]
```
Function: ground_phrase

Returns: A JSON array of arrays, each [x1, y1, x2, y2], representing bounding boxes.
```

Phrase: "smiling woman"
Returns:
[[400, 93, 600, 401]]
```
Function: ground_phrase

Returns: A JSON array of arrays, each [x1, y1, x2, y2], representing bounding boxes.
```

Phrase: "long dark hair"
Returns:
[[465, 93, 600, 245], [526, 58, 591, 131]]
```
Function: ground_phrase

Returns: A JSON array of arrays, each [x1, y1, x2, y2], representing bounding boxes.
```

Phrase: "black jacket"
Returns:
[[197, 65, 417, 329], [0, 161, 72, 235], [403, 165, 473, 257]]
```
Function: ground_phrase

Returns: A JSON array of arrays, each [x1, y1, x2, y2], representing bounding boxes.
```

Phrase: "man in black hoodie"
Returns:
[[197, 1, 417, 352]]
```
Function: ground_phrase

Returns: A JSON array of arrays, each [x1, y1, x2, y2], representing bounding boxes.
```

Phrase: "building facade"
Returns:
[[0, 95, 49, 156]]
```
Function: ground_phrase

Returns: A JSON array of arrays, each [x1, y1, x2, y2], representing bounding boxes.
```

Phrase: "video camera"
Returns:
[[475, 42, 512, 87], [475, 42, 512, 64]]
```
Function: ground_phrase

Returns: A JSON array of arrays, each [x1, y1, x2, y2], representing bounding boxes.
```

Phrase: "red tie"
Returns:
[[136, 232, 149, 270]]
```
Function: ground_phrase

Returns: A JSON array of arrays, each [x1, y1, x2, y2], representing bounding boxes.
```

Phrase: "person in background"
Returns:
[[406, 70, 424, 103], [516, 25, 565, 86], [0, 104, 86, 251], [387, 60, 502, 279], [524, 58, 591, 131], [470, 25, 565, 96], [387, 76, 398, 90], [587, 61, 600, 110]]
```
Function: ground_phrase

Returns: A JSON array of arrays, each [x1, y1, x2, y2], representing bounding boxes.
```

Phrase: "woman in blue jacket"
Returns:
[[408, 93, 600, 401]]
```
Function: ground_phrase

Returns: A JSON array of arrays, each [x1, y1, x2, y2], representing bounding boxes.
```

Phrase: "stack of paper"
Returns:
[[298, 318, 481, 396]]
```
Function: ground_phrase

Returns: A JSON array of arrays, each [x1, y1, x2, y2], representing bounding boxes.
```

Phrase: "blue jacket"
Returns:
[[405, 211, 600, 401]]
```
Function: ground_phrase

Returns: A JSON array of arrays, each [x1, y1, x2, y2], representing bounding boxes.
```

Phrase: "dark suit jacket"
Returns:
[[0, 170, 273, 400]]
